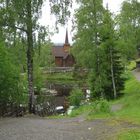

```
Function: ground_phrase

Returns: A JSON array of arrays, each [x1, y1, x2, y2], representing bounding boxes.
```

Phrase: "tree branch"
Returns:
[[0, 23, 27, 33]]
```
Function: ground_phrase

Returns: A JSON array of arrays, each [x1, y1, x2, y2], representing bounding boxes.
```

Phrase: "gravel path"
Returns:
[[132, 69, 140, 81], [0, 116, 139, 140]]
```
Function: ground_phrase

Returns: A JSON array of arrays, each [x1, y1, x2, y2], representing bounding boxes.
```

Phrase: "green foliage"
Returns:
[[69, 104, 93, 117], [50, 0, 72, 25], [36, 94, 46, 104], [34, 42, 54, 68], [73, 0, 104, 68], [68, 88, 84, 106], [34, 66, 45, 94], [73, 64, 88, 82], [69, 100, 111, 119], [92, 99, 110, 113], [89, 8, 125, 99], [73, 0, 109, 99], [105, 48, 125, 99], [7, 39, 26, 72], [73, 1, 125, 100], [117, 0, 140, 60], [127, 61, 136, 70], [0, 42, 27, 106]]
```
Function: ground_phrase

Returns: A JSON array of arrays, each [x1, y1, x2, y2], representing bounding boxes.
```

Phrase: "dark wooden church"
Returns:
[[52, 30, 75, 67]]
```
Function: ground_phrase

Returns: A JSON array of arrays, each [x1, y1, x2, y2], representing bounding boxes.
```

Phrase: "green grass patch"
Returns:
[[87, 112, 112, 120], [46, 73, 73, 80], [113, 72, 140, 123], [69, 104, 93, 117], [45, 72, 78, 84], [69, 100, 112, 120], [117, 129, 140, 140], [69, 104, 112, 120]]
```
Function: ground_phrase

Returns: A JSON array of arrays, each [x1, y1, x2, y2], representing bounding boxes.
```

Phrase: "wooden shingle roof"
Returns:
[[52, 46, 69, 59]]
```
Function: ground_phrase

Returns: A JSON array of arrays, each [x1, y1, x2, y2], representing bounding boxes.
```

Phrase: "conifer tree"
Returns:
[[100, 7, 125, 99]]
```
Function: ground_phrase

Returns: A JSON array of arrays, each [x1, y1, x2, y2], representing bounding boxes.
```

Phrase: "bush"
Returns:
[[0, 42, 28, 113], [34, 65, 45, 94], [92, 99, 110, 113], [69, 88, 84, 107]]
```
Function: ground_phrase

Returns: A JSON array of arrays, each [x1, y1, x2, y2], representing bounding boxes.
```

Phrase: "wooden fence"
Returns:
[[43, 67, 74, 73]]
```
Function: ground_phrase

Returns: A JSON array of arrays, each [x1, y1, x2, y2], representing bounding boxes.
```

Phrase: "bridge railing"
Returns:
[[43, 67, 74, 73]]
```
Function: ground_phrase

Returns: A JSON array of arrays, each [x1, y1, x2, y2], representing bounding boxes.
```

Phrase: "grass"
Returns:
[[68, 104, 93, 117], [113, 72, 140, 124], [68, 101, 112, 119], [110, 71, 140, 139], [46, 72, 73, 80], [46, 72, 78, 84], [87, 112, 112, 120], [116, 130, 140, 140]]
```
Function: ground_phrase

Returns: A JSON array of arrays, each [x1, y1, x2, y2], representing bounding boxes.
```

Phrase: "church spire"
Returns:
[[65, 29, 69, 44]]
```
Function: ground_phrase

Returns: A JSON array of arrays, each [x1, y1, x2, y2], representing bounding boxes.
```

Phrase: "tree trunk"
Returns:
[[26, 0, 34, 113], [110, 48, 117, 99]]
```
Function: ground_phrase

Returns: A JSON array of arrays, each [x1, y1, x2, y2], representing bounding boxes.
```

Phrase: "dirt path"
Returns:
[[0, 116, 139, 140], [132, 69, 140, 81]]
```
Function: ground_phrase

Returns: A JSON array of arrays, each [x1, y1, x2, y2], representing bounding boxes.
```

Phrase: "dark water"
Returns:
[[34, 82, 76, 116]]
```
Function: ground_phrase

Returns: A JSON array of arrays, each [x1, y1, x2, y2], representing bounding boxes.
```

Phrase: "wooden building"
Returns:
[[52, 30, 75, 67]]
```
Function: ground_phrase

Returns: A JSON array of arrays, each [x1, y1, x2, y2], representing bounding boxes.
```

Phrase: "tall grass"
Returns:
[[114, 72, 140, 123]]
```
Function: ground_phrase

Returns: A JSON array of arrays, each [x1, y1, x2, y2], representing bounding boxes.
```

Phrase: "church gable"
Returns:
[[52, 29, 75, 67]]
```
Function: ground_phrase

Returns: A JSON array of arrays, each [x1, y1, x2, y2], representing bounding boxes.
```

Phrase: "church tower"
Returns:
[[64, 29, 70, 53]]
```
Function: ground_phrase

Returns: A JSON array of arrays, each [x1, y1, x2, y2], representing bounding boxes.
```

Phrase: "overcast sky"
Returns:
[[39, 0, 124, 43]]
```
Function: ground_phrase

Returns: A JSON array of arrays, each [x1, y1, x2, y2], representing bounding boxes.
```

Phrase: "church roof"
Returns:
[[52, 29, 71, 59], [52, 47, 69, 59]]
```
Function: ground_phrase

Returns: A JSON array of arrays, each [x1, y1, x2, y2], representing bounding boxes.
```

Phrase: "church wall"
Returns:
[[55, 57, 63, 67], [65, 55, 75, 67]]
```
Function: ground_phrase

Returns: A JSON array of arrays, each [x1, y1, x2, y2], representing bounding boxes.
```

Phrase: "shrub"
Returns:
[[92, 99, 110, 113], [69, 88, 84, 107], [34, 65, 45, 94], [0, 42, 28, 115]]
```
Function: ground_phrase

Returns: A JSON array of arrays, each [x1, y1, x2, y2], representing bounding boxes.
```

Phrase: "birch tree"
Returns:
[[117, 0, 140, 60], [0, 0, 72, 113], [73, 0, 107, 98]]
